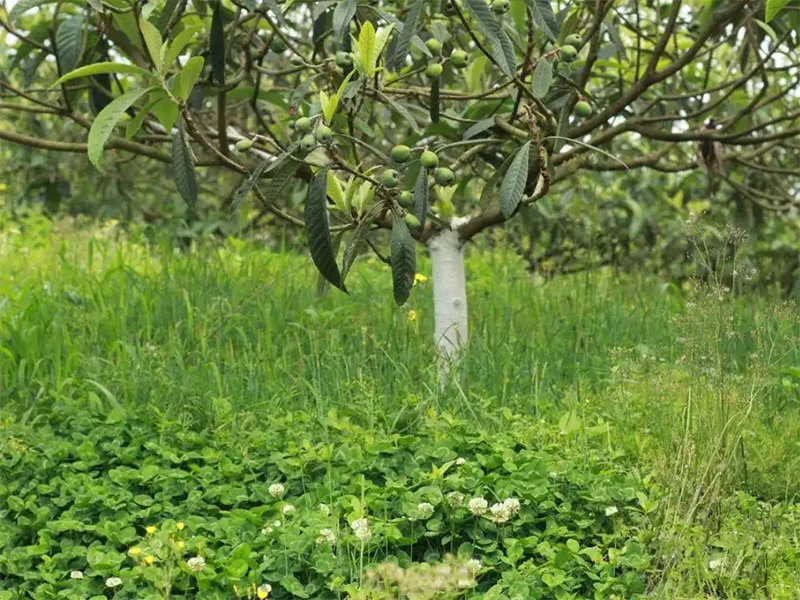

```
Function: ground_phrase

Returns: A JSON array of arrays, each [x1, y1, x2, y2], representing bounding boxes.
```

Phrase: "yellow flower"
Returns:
[[176, 541, 185, 551], [257, 590, 268, 599], [0, 183, 7, 192], [176, 522, 185, 531], [146, 526, 156, 535], [145, 555, 155, 566], [408, 310, 418, 322], [414, 273, 427, 284], [129, 547, 142, 557]]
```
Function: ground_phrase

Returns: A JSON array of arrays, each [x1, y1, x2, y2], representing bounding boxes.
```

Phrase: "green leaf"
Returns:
[[172, 117, 198, 210], [342, 211, 377, 281], [381, 94, 420, 134], [391, 0, 424, 71], [524, 0, 558, 42], [531, 58, 553, 98], [230, 144, 297, 215], [52, 62, 153, 86], [176, 56, 204, 101], [151, 96, 179, 131], [125, 98, 161, 139], [305, 168, 347, 293], [462, 0, 517, 78], [210, 0, 226, 84], [463, 117, 495, 140], [412, 166, 428, 227], [391, 213, 416, 306], [333, 0, 356, 41], [163, 26, 204, 67], [9, 0, 57, 23], [87, 87, 154, 168], [499, 141, 531, 219], [140, 17, 164, 72], [56, 15, 85, 74], [356, 20, 376, 76], [766, 0, 791, 22]]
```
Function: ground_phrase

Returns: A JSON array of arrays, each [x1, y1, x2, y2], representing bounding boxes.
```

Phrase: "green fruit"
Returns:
[[450, 50, 469, 68], [270, 36, 286, 53], [391, 145, 411, 163], [575, 101, 592, 118], [491, 0, 509, 14], [425, 38, 442, 55], [335, 51, 353, 69], [560, 45, 578, 62], [315, 124, 333, 144], [420, 150, 439, 169], [404, 213, 421, 228], [565, 34, 583, 48], [235, 139, 253, 151], [295, 117, 312, 133], [426, 62, 443, 79], [399, 191, 413, 208], [300, 134, 317, 152], [434, 167, 455, 186], [382, 169, 400, 188]]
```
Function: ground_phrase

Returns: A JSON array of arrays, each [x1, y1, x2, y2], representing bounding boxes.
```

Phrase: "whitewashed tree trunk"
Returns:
[[428, 220, 469, 366]]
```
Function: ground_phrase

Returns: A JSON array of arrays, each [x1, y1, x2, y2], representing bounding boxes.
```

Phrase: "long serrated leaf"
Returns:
[[480, 151, 516, 205], [305, 168, 346, 292], [52, 61, 153, 86], [140, 17, 164, 71], [210, 0, 225, 84], [430, 78, 440, 124], [172, 117, 198, 210], [56, 15, 85, 74], [766, 0, 791, 22], [391, 0, 423, 71], [177, 55, 204, 101], [380, 93, 420, 134], [604, 18, 628, 60], [9, 0, 57, 23], [462, 0, 517, 78], [289, 75, 320, 111], [342, 213, 376, 281], [333, 0, 356, 41], [164, 26, 203, 67], [531, 58, 553, 98], [499, 141, 531, 219], [524, 0, 558, 42], [230, 147, 295, 215], [87, 87, 154, 168], [412, 166, 428, 227], [390, 214, 416, 306], [463, 117, 496, 140], [125, 97, 161, 139], [155, 0, 180, 30]]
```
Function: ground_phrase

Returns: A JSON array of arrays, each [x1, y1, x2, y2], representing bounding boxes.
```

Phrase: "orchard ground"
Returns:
[[1, 218, 799, 600]]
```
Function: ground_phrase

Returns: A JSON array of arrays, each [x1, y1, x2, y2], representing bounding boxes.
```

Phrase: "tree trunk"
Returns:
[[428, 227, 468, 365]]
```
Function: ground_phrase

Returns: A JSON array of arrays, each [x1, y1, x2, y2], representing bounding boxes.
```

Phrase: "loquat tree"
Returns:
[[1, 0, 800, 361]]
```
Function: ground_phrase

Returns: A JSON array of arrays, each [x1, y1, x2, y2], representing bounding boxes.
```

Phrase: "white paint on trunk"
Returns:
[[428, 218, 470, 362]]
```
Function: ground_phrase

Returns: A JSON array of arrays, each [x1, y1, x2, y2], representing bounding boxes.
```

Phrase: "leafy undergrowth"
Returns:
[[0, 408, 654, 600]]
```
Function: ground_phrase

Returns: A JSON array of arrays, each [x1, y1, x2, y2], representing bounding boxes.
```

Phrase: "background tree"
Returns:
[[2, 0, 800, 361]]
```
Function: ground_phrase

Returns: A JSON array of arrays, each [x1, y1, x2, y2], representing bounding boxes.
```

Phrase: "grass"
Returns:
[[1, 216, 800, 598]]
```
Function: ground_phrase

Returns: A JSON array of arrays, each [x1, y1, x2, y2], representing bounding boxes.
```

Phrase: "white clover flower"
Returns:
[[187, 556, 206, 572], [447, 491, 465, 508], [351, 518, 371, 542], [490, 502, 511, 523], [456, 457, 466, 466], [257, 583, 272, 599], [269, 483, 285, 498], [605, 506, 619, 517], [709, 558, 722, 571], [105, 577, 123, 588], [316, 528, 337, 546], [417, 502, 435, 519], [69, 570, 83, 579], [468, 497, 488, 516], [272, 519, 282, 527], [262, 526, 273, 535], [318, 503, 330, 515], [282, 504, 296, 516], [466, 558, 482, 573], [503, 498, 521, 514]]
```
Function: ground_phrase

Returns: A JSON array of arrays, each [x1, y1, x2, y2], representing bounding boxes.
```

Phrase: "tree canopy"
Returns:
[[2, 0, 800, 303]]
